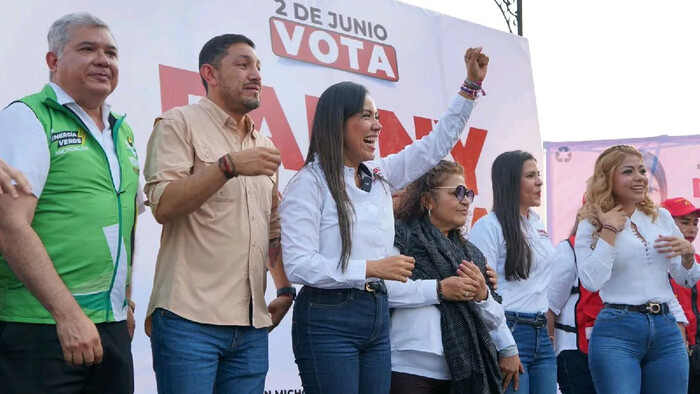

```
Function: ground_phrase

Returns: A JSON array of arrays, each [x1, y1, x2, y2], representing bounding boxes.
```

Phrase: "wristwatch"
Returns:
[[277, 287, 297, 301]]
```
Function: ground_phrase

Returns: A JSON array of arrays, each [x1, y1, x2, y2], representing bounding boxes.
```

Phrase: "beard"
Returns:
[[219, 77, 260, 114]]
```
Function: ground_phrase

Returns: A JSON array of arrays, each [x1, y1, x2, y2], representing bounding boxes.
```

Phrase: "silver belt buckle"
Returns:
[[365, 282, 376, 292], [647, 302, 661, 314]]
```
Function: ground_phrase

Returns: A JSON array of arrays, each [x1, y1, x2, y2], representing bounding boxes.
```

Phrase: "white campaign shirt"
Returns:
[[280, 94, 475, 289], [469, 210, 555, 313], [576, 207, 700, 306], [386, 246, 506, 380]]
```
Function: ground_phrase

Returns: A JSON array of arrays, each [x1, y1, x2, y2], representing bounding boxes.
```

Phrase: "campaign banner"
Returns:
[[545, 135, 700, 252], [0, 1, 540, 392]]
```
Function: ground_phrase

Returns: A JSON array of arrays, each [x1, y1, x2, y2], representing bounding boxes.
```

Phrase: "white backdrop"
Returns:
[[0, 1, 540, 392]]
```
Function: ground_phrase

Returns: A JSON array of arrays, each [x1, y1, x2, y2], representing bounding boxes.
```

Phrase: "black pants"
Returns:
[[556, 350, 596, 394], [390, 371, 450, 394], [0, 321, 133, 394], [690, 359, 700, 394]]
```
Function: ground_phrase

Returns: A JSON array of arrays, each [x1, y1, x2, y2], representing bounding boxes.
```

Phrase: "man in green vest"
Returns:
[[0, 12, 139, 393]]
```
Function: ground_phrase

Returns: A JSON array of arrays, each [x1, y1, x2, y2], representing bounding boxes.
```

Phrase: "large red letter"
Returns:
[[248, 87, 304, 170], [413, 116, 435, 140], [159, 65, 205, 112], [305, 95, 319, 137], [378, 110, 413, 156], [450, 128, 487, 194]]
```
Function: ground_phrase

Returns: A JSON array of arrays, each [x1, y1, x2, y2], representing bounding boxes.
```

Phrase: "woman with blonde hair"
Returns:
[[575, 144, 700, 393]]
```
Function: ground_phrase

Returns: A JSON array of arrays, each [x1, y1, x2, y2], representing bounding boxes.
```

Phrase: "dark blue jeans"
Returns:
[[150, 308, 268, 394], [588, 307, 688, 394], [557, 350, 596, 394], [505, 311, 558, 394], [292, 286, 391, 394]]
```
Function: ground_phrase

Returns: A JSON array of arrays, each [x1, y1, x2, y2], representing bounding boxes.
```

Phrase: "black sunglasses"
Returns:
[[434, 185, 474, 203]]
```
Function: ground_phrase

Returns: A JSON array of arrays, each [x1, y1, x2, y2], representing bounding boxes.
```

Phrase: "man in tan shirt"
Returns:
[[143, 33, 294, 394]]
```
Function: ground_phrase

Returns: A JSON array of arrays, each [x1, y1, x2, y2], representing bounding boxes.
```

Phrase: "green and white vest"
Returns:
[[0, 84, 139, 324]]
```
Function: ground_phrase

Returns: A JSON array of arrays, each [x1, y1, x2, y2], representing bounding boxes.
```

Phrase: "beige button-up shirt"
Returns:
[[144, 98, 279, 328]]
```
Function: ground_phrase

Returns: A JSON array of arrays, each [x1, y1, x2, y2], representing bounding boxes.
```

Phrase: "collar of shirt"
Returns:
[[48, 82, 111, 130], [197, 97, 257, 139], [628, 208, 643, 225], [521, 208, 541, 222]]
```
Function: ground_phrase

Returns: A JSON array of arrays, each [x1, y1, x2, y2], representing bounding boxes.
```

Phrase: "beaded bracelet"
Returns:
[[601, 224, 619, 234], [463, 79, 483, 90], [218, 154, 239, 179], [460, 79, 486, 98], [436, 280, 444, 302]]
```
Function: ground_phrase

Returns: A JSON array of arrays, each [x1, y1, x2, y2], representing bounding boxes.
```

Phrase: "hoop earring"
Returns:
[[428, 208, 431, 217]]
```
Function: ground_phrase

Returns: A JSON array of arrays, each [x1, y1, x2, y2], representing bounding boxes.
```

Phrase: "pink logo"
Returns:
[[373, 167, 383, 183]]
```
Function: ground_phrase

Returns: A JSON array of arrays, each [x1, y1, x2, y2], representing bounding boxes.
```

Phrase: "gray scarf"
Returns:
[[394, 218, 502, 394]]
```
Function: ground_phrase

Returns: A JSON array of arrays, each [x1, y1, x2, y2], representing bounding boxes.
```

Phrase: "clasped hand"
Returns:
[[440, 261, 489, 302]]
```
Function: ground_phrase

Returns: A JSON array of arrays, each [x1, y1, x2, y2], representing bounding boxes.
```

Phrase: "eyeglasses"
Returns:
[[434, 185, 474, 203]]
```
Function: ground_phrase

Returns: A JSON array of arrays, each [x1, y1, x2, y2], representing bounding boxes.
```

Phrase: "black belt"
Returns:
[[555, 322, 576, 333], [364, 280, 387, 294], [505, 313, 547, 328], [604, 302, 669, 315]]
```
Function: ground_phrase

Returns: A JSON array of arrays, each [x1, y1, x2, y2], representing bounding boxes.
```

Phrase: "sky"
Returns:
[[401, 0, 700, 144]]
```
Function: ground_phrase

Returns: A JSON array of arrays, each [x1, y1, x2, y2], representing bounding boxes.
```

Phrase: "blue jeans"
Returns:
[[150, 308, 268, 394], [504, 311, 558, 394], [588, 307, 688, 394], [292, 286, 391, 394]]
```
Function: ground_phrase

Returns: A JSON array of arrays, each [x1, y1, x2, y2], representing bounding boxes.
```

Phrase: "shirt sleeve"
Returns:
[[135, 179, 146, 215], [0, 102, 50, 198], [376, 95, 475, 190], [143, 117, 193, 212], [280, 169, 367, 288], [490, 319, 518, 356], [386, 244, 439, 307], [467, 216, 503, 271], [662, 208, 700, 287], [575, 219, 617, 292], [386, 278, 439, 308], [475, 294, 506, 331], [548, 241, 578, 315], [669, 295, 689, 325]]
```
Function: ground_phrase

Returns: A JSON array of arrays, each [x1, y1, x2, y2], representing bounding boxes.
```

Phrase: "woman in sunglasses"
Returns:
[[388, 160, 504, 394], [468, 150, 557, 394]]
